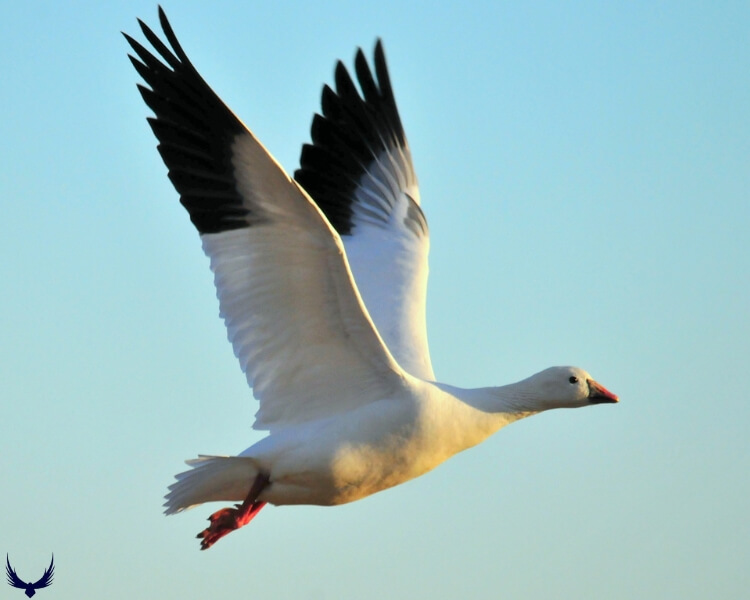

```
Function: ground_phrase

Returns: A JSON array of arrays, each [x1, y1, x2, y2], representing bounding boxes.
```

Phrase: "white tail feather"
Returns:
[[164, 455, 260, 515]]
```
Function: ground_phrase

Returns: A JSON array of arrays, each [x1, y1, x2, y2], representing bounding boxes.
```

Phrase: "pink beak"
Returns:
[[587, 379, 619, 404]]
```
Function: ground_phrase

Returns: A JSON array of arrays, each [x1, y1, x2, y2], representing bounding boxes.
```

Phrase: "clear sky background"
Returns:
[[1, 1, 748, 598]]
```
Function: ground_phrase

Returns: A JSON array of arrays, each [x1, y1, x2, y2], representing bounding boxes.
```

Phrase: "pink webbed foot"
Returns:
[[197, 472, 270, 550], [197, 501, 266, 550]]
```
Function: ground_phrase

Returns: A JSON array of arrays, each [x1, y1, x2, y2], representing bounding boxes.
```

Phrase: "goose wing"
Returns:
[[125, 9, 406, 432], [295, 42, 434, 380]]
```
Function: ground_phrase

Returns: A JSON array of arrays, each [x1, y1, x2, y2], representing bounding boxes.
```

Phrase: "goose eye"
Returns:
[[568, 376, 579, 384]]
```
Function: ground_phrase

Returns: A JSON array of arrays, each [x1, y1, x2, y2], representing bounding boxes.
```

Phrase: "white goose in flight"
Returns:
[[124, 8, 618, 550]]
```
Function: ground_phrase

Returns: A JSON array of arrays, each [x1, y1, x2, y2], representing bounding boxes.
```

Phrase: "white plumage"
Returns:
[[125, 8, 618, 550]]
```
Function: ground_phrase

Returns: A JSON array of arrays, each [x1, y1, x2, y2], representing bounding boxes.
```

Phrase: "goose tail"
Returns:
[[164, 455, 260, 515]]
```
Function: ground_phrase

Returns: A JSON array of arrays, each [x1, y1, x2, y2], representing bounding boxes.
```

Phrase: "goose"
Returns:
[[124, 8, 618, 551]]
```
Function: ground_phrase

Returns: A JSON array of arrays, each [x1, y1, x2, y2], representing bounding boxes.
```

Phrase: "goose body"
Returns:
[[240, 382, 528, 507], [125, 9, 618, 550]]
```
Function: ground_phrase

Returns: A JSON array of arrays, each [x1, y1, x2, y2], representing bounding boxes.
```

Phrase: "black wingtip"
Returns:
[[125, 7, 254, 235], [156, 5, 190, 66], [294, 39, 414, 237]]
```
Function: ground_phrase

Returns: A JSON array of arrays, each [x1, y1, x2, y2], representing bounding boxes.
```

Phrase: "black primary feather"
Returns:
[[294, 40, 414, 236], [123, 6, 256, 235], [125, 7, 418, 239]]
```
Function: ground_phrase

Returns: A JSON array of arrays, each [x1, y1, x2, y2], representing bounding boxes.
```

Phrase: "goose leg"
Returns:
[[197, 471, 270, 550]]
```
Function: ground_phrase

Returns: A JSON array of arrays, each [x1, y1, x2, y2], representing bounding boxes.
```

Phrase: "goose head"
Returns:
[[523, 366, 618, 410]]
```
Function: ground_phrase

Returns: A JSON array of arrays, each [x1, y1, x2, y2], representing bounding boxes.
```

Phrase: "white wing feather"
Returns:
[[207, 134, 405, 431], [342, 147, 433, 380]]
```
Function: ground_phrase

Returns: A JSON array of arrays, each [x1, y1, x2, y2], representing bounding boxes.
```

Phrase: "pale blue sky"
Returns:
[[1, 2, 748, 598]]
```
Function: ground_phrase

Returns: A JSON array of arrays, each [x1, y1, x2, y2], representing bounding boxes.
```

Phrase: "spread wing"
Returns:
[[125, 8, 407, 432], [31, 555, 54, 590], [5, 555, 28, 589], [295, 42, 434, 381]]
